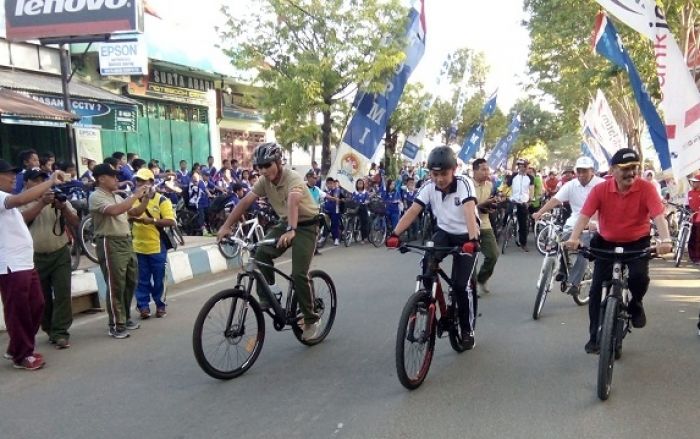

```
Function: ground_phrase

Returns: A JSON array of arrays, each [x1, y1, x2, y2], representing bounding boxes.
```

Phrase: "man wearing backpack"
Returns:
[[128, 168, 176, 319]]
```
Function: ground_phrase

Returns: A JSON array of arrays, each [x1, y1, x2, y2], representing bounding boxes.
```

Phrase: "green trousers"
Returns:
[[477, 228, 499, 284], [256, 222, 319, 324], [97, 236, 137, 329], [34, 245, 73, 341]]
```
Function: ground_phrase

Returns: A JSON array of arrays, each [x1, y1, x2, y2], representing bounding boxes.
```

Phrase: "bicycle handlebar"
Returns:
[[398, 242, 469, 257], [220, 236, 277, 251], [577, 246, 655, 262]]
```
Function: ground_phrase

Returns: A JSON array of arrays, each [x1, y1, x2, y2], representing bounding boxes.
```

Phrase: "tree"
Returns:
[[220, 0, 409, 174]]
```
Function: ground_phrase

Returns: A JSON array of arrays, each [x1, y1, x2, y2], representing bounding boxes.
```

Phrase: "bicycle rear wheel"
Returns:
[[674, 227, 688, 267], [370, 217, 386, 247], [79, 216, 99, 263], [597, 296, 619, 400], [291, 270, 337, 346], [342, 217, 353, 247], [396, 291, 436, 390], [192, 288, 265, 380], [533, 257, 555, 320]]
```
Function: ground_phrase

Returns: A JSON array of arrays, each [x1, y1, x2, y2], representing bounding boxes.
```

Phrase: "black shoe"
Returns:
[[585, 339, 599, 354], [630, 302, 647, 328], [463, 331, 475, 350], [555, 272, 566, 282]]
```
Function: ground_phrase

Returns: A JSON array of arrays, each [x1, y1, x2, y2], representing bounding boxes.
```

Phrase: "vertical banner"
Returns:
[[457, 123, 484, 164], [486, 115, 521, 170], [329, 1, 426, 191], [75, 127, 103, 176], [591, 89, 626, 153], [402, 126, 424, 161]]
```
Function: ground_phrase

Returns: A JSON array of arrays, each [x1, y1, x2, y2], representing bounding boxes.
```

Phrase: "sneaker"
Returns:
[[109, 327, 130, 339], [155, 308, 167, 318], [333, 239, 340, 246], [585, 339, 600, 354], [139, 308, 151, 319], [3, 352, 12, 361], [522, 246, 530, 252], [566, 285, 580, 297], [630, 302, 647, 328], [54, 338, 70, 349], [463, 331, 476, 350], [125, 320, 140, 330], [301, 319, 322, 341], [477, 281, 491, 295], [13, 355, 44, 371]]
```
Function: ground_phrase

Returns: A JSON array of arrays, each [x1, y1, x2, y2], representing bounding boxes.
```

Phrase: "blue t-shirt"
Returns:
[[403, 189, 418, 208], [324, 188, 341, 213], [384, 188, 402, 211], [189, 181, 210, 208], [118, 165, 133, 182], [352, 191, 370, 204]]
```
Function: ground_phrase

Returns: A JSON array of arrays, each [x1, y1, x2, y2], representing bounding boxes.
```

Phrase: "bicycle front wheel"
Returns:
[[536, 225, 551, 256], [597, 296, 619, 401], [218, 238, 241, 260], [192, 288, 265, 380], [533, 257, 555, 320], [396, 291, 436, 390], [674, 227, 688, 267], [370, 217, 386, 247], [291, 270, 337, 346], [500, 220, 513, 254]]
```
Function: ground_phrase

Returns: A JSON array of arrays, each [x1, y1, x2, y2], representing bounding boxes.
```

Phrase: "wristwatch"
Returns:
[[286, 225, 296, 232]]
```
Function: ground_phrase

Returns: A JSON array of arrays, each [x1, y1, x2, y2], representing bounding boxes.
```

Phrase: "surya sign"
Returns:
[[4, 0, 143, 41]]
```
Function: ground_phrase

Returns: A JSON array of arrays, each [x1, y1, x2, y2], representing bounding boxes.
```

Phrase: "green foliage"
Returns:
[[220, 0, 409, 173]]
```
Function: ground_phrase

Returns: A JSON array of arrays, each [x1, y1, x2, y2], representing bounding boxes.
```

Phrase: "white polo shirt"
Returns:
[[414, 176, 479, 235], [510, 173, 534, 203], [554, 175, 605, 228], [0, 191, 35, 272]]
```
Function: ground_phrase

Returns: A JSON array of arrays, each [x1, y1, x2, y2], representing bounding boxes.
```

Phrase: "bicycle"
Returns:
[[668, 202, 692, 267], [533, 229, 591, 320], [217, 211, 266, 260], [578, 245, 653, 401], [535, 208, 564, 256], [499, 203, 520, 254], [368, 197, 388, 248], [192, 238, 337, 380], [341, 200, 361, 247], [395, 242, 477, 390]]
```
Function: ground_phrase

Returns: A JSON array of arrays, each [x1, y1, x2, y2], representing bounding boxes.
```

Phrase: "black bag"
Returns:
[[144, 196, 178, 251]]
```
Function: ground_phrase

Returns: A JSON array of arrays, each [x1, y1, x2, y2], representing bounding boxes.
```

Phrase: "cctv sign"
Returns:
[[99, 39, 147, 75], [4, 0, 144, 41]]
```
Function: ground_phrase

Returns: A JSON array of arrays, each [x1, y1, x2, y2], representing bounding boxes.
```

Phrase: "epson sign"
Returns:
[[4, 0, 143, 41]]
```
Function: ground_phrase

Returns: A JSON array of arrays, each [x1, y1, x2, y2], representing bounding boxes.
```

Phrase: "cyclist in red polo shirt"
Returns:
[[565, 148, 672, 354]]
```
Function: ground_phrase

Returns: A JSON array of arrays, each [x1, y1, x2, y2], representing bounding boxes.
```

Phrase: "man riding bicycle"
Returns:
[[386, 146, 481, 348], [508, 159, 534, 251], [565, 149, 672, 354], [533, 156, 604, 296], [217, 143, 322, 340]]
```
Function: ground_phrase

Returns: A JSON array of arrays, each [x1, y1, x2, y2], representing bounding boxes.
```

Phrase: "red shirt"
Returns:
[[581, 177, 664, 243], [545, 176, 559, 194], [688, 189, 700, 223]]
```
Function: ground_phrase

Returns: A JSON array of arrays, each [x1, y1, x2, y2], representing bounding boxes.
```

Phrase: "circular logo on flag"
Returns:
[[341, 152, 362, 177]]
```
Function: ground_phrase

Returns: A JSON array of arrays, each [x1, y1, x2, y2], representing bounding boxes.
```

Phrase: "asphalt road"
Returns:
[[1, 239, 699, 439]]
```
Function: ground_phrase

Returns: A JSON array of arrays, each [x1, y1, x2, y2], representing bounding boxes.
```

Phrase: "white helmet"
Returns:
[[574, 156, 595, 170]]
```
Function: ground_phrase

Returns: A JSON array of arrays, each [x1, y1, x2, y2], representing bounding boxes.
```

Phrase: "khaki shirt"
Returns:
[[475, 180, 493, 230], [19, 201, 75, 253], [89, 188, 131, 237], [252, 168, 317, 222]]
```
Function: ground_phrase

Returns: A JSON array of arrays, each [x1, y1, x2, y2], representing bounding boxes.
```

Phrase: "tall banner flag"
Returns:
[[457, 123, 485, 163], [594, 2, 700, 178], [591, 89, 626, 153], [486, 115, 521, 170], [592, 12, 671, 172], [329, 0, 426, 191], [481, 89, 498, 120]]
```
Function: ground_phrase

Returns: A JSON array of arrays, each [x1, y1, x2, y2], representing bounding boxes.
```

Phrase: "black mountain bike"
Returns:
[[395, 242, 477, 390], [578, 246, 653, 401], [192, 238, 337, 380]]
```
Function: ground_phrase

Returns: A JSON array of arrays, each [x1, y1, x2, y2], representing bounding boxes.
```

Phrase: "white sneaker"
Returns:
[[333, 239, 340, 246], [478, 281, 491, 295], [3, 352, 12, 361], [301, 319, 322, 341]]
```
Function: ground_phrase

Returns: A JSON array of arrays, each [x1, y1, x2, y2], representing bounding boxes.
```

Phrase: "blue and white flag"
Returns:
[[481, 90, 498, 120], [592, 12, 671, 171], [402, 132, 421, 160], [457, 123, 484, 164], [486, 115, 521, 170]]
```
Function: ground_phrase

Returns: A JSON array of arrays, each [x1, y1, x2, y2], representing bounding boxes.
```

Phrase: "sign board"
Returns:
[[75, 127, 102, 175], [99, 39, 148, 75], [4, 0, 144, 41], [128, 81, 208, 106]]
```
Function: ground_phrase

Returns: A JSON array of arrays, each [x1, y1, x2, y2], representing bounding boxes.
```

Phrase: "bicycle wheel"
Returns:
[[597, 296, 619, 400], [218, 238, 241, 260], [573, 263, 592, 306], [291, 270, 337, 346], [447, 302, 474, 353], [192, 288, 265, 380], [396, 291, 436, 390], [500, 220, 513, 254], [70, 239, 81, 271], [533, 257, 555, 320], [342, 217, 353, 247], [370, 217, 386, 247], [674, 227, 688, 267], [79, 216, 99, 263], [536, 225, 551, 256]]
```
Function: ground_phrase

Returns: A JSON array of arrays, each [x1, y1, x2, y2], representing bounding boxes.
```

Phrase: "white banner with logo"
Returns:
[[99, 39, 148, 76], [592, 89, 626, 152], [75, 127, 103, 176]]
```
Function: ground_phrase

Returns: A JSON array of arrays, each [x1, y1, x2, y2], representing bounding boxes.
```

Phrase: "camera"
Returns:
[[51, 187, 68, 203]]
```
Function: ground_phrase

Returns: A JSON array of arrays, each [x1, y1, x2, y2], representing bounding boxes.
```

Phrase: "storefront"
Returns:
[[218, 83, 269, 168]]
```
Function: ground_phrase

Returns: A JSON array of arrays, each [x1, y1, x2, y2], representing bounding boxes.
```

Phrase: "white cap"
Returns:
[[574, 156, 595, 170]]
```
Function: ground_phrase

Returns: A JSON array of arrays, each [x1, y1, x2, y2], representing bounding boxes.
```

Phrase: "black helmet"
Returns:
[[427, 146, 457, 171], [252, 142, 283, 166]]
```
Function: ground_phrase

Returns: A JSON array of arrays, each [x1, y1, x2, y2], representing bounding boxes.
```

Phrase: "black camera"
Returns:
[[51, 186, 68, 203]]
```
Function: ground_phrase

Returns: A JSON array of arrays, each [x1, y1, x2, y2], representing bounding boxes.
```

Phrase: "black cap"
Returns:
[[0, 159, 20, 173], [24, 169, 49, 182], [93, 163, 120, 178], [610, 148, 640, 168]]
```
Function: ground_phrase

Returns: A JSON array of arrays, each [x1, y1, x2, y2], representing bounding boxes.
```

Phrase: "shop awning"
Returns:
[[0, 88, 79, 123]]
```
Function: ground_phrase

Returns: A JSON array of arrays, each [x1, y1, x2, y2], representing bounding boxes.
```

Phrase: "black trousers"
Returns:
[[422, 229, 478, 333], [515, 203, 529, 246], [357, 205, 370, 240], [588, 234, 651, 341]]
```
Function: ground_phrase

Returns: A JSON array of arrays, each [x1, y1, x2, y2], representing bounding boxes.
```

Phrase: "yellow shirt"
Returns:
[[131, 195, 176, 254]]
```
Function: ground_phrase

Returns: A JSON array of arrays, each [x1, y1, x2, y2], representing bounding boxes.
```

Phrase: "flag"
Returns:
[[486, 115, 521, 170], [481, 89, 498, 120], [457, 123, 484, 164], [401, 130, 422, 160], [590, 89, 626, 153], [328, 1, 426, 191], [592, 12, 671, 172]]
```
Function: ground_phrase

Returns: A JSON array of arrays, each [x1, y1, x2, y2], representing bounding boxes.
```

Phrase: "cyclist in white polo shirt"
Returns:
[[533, 156, 604, 295], [509, 158, 534, 251]]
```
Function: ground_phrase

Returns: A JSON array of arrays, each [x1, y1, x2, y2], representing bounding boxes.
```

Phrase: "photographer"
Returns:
[[19, 170, 80, 349]]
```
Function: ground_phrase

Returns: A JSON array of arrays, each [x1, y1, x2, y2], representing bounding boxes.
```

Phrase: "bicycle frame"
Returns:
[[235, 215, 264, 244]]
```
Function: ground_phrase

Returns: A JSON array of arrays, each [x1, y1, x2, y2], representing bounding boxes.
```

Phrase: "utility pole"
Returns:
[[59, 44, 77, 167]]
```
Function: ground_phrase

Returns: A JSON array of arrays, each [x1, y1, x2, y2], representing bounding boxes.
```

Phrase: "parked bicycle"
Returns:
[[192, 238, 337, 380], [368, 196, 388, 248], [341, 200, 362, 247], [394, 242, 477, 390], [668, 202, 693, 267]]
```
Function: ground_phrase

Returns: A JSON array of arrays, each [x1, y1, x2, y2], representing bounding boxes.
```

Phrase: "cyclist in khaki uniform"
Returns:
[[217, 143, 322, 341], [20, 170, 80, 349], [89, 164, 149, 339]]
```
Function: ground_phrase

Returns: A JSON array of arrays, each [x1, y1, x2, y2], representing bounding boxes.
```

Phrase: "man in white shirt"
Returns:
[[533, 156, 604, 295], [509, 159, 535, 251], [0, 159, 68, 370]]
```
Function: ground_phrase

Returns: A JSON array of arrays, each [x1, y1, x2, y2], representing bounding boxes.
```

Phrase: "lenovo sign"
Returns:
[[4, 0, 143, 41]]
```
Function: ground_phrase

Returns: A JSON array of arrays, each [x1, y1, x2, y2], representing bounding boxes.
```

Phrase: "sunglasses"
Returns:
[[259, 163, 273, 169]]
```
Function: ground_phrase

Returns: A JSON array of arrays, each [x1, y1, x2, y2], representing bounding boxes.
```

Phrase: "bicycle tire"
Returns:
[[79, 215, 99, 263], [218, 239, 241, 260], [674, 227, 688, 267], [291, 270, 337, 346], [343, 217, 353, 247], [500, 220, 513, 254], [395, 291, 436, 390], [192, 288, 265, 380], [597, 296, 619, 401], [536, 225, 551, 256], [370, 217, 386, 248], [533, 257, 555, 320], [573, 264, 592, 306]]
